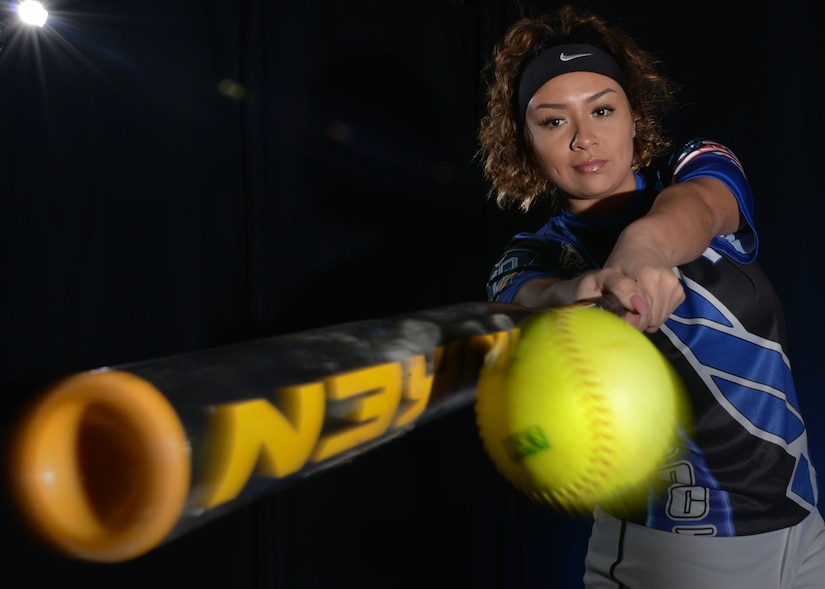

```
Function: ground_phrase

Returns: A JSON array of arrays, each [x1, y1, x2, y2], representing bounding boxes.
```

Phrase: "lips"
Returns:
[[574, 159, 606, 173]]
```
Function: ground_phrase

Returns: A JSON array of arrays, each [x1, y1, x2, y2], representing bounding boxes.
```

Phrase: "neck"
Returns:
[[565, 188, 638, 217]]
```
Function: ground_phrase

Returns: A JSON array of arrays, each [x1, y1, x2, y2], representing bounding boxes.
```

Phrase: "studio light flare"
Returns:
[[18, 0, 48, 27]]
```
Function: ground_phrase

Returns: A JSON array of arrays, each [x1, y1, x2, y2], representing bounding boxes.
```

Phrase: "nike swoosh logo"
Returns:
[[559, 52, 593, 62]]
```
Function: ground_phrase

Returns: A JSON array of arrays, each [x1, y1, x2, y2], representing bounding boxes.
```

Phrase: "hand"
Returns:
[[602, 246, 685, 332], [514, 268, 683, 333], [572, 269, 673, 332]]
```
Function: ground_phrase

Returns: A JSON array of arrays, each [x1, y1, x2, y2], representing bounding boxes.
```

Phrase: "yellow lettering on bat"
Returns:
[[431, 331, 510, 398], [311, 363, 402, 462], [392, 354, 436, 428], [195, 328, 520, 509], [195, 383, 325, 508]]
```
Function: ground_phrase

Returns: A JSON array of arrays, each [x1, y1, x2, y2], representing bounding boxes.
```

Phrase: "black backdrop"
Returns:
[[1, 1, 822, 587]]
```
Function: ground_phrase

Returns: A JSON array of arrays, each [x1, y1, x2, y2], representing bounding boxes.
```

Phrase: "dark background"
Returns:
[[1, 0, 822, 587]]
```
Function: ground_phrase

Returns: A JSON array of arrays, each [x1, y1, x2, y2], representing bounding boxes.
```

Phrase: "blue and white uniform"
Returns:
[[486, 139, 825, 587]]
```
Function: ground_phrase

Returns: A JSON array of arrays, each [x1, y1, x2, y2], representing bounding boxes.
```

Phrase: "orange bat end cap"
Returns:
[[10, 370, 191, 563]]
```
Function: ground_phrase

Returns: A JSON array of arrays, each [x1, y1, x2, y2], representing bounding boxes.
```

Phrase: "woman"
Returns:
[[479, 5, 825, 588]]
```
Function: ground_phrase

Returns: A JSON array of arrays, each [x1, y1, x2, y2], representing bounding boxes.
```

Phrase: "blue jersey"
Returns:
[[486, 139, 818, 536]]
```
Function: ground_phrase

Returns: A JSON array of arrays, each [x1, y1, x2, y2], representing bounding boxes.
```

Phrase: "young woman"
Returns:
[[479, 5, 825, 588]]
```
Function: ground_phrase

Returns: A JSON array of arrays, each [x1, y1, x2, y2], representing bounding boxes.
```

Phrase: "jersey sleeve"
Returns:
[[663, 139, 759, 263], [486, 236, 576, 303]]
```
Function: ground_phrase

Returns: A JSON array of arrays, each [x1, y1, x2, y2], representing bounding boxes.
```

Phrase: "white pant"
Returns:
[[583, 507, 825, 589]]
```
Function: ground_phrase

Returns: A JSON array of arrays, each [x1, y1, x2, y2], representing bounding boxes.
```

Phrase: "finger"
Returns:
[[630, 293, 649, 315]]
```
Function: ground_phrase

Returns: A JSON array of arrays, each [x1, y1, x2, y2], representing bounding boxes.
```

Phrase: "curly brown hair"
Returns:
[[478, 5, 678, 212]]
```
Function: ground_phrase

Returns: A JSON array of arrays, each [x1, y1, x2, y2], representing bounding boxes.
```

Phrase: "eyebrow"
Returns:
[[531, 87, 618, 110]]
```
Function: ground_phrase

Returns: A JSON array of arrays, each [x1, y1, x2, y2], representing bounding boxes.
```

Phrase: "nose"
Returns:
[[571, 122, 597, 150]]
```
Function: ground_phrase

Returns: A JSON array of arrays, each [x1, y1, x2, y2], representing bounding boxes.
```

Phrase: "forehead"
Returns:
[[530, 71, 627, 102]]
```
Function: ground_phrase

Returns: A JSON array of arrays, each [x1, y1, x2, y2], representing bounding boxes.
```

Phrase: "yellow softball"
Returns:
[[474, 304, 688, 516]]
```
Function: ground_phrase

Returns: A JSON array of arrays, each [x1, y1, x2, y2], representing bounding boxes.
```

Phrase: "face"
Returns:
[[524, 71, 636, 215]]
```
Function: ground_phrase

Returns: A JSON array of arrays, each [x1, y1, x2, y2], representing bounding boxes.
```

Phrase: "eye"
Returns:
[[593, 104, 616, 117], [538, 116, 564, 128]]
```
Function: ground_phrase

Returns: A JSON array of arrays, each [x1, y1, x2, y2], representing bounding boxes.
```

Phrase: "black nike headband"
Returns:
[[517, 43, 631, 118]]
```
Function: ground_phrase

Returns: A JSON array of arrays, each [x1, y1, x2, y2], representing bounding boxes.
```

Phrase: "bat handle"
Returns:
[[583, 294, 625, 317]]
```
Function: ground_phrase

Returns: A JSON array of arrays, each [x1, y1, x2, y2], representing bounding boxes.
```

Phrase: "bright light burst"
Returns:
[[18, 0, 48, 27]]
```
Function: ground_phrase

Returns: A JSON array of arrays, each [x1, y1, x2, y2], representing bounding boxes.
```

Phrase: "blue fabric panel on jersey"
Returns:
[[792, 455, 816, 505], [667, 321, 799, 411], [670, 292, 734, 326], [713, 377, 805, 443]]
